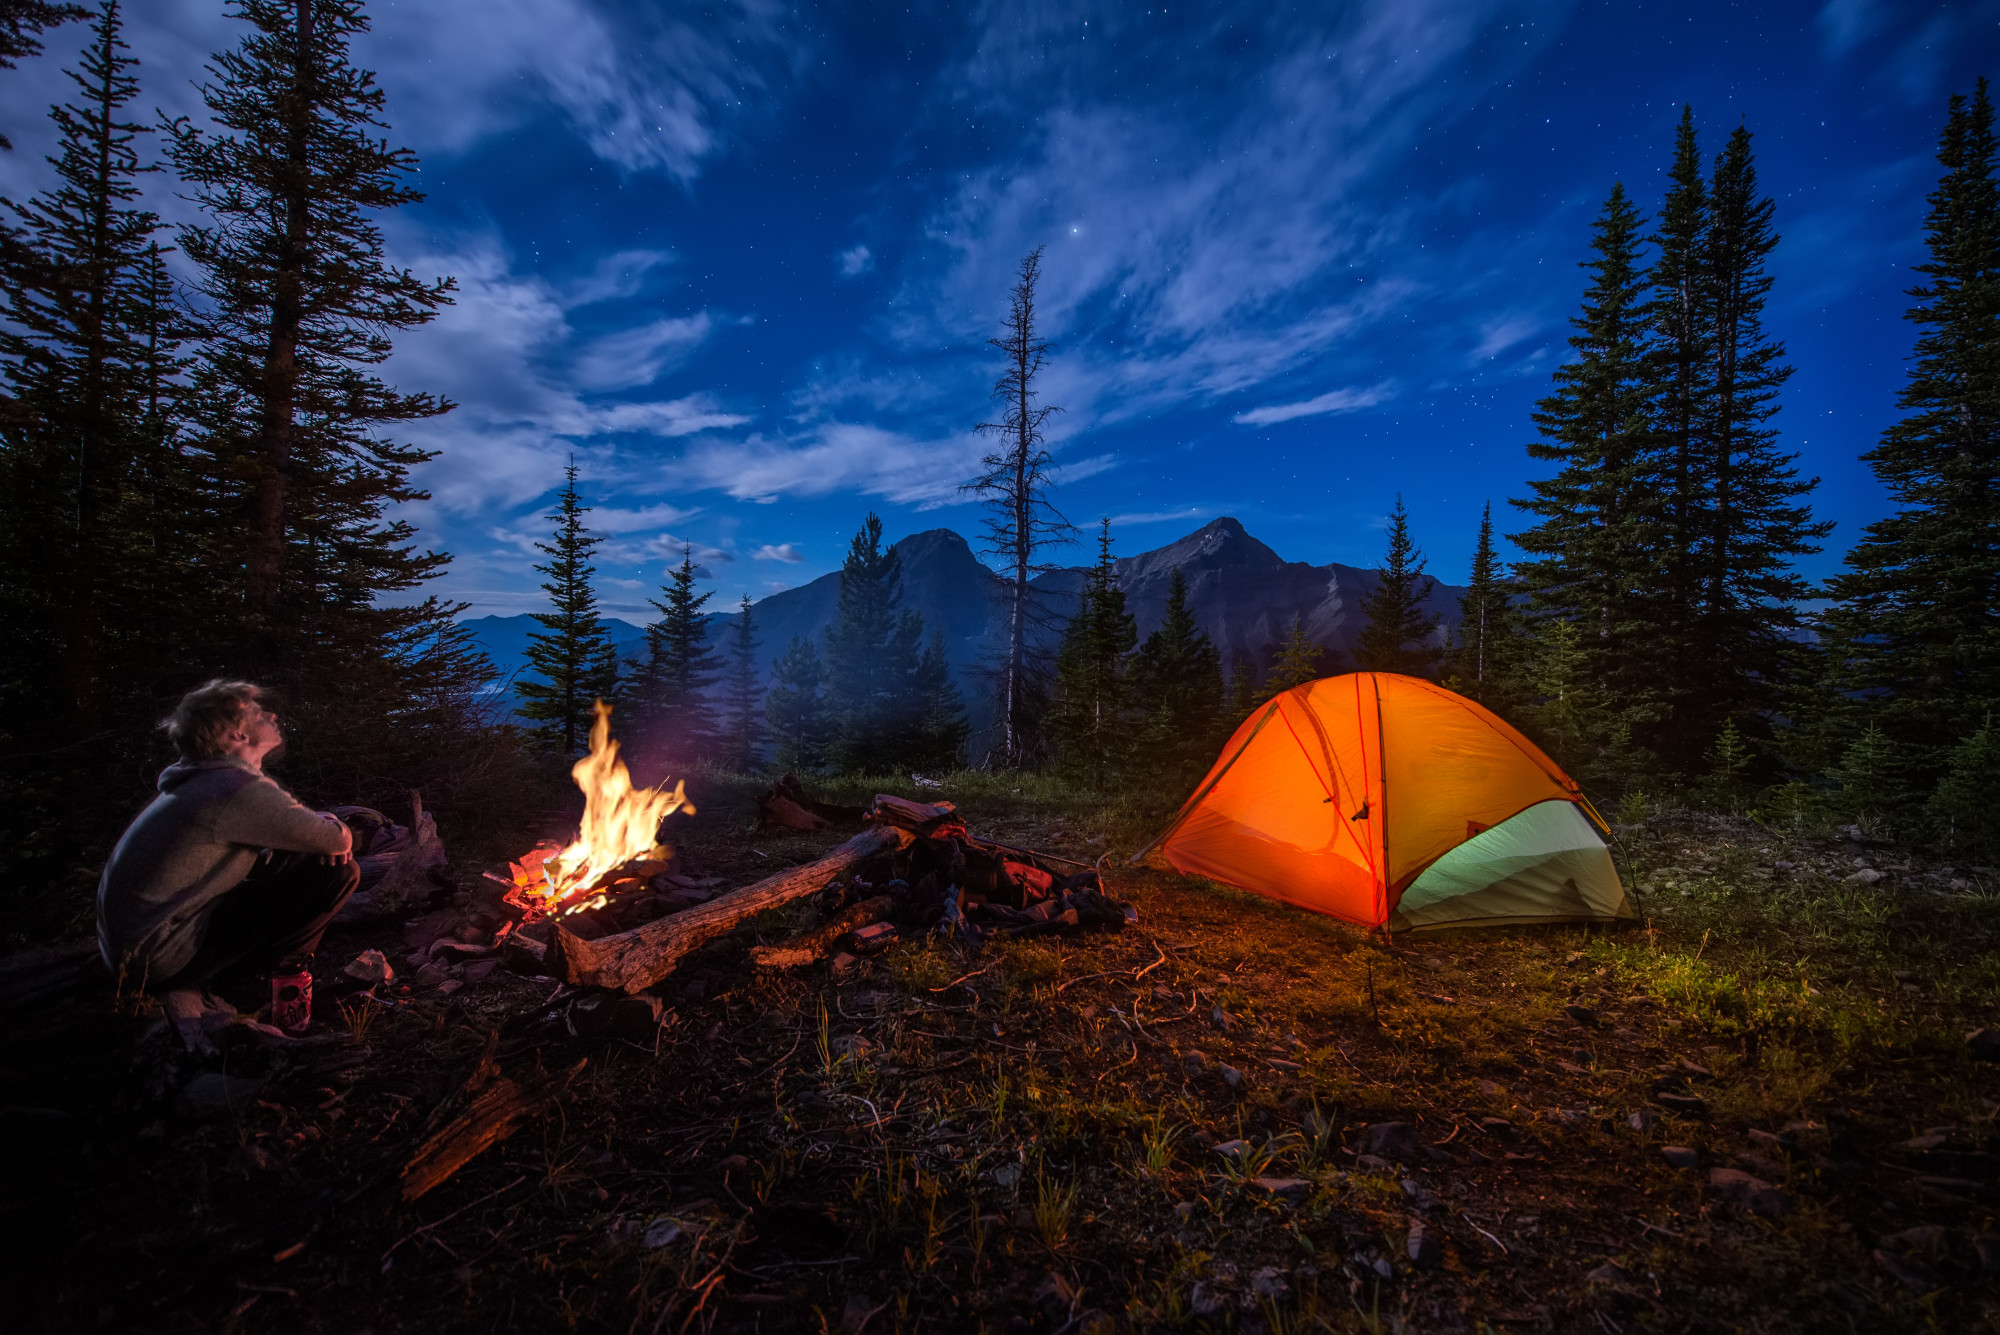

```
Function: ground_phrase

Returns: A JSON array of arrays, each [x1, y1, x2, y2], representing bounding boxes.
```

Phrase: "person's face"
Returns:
[[232, 701, 283, 764]]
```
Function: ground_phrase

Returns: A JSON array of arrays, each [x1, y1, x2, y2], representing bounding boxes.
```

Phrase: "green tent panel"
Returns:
[[1388, 798, 1634, 931]]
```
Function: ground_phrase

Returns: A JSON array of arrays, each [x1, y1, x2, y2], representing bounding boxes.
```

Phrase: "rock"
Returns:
[[1361, 1121, 1423, 1162], [1478, 1079, 1509, 1097], [572, 992, 664, 1041], [828, 952, 860, 978], [1406, 1220, 1443, 1270], [991, 1163, 1022, 1190], [343, 949, 394, 985], [1746, 1128, 1789, 1150], [1220, 1064, 1245, 1090], [1251, 1177, 1312, 1204], [1708, 1166, 1790, 1216], [1250, 1267, 1291, 1299], [1479, 1116, 1515, 1138], [1564, 1004, 1599, 1027], [1874, 1249, 1939, 1293], [1655, 1091, 1709, 1115], [849, 922, 897, 954], [1355, 1153, 1395, 1173], [1371, 1255, 1394, 1279], [1660, 1145, 1698, 1169], [436, 978, 463, 996], [643, 1217, 684, 1248], [1182, 1049, 1210, 1074], [1213, 1138, 1249, 1160], [1967, 1029, 2000, 1061], [1211, 1006, 1237, 1033], [175, 1072, 263, 1120], [1628, 1110, 1661, 1133], [1844, 868, 1887, 885], [462, 959, 499, 983], [1189, 1282, 1231, 1318], [1173, 1200, 1197, 1221], [1679, 1057, 1713, 1079], [413, 961, 451, 987]]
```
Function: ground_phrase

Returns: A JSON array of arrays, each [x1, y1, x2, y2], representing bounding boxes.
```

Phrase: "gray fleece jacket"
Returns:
[[97, 756, 353, 979]]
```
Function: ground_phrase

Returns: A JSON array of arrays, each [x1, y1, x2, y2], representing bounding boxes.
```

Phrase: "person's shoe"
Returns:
[[269, 968, 313, 1033]]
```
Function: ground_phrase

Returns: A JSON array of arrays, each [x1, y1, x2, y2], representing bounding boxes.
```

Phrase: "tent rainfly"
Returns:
[[1133, 672, 1635, 932]]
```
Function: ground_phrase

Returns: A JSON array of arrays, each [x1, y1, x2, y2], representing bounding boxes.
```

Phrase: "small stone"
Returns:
[[1479, 1116, 1515, 1138], [1211, 1006, 1237, 1033], [1967, 1029, 2000, 1061], [991, 1163, 1022, 1190], [1628, 1110, 1661, 1133], [1355, 1153, 1395, 1173], [1708, 1166, 1790, 1216], [642, 1217, 683, 1249], [1655, 1091, 1709, 1115], [462, 959, 499, 983], [1406, 1220, 1443, 1270], [436, 978, 463, 996], [1660, 1145, 1698, 1169], [1679, 1057, 1713, 1079], [1182, 1049, 1209, 1074], [1564, 1004, 1599, 1027], [343, 949, 394, 985], [1371, 1256, 1394, 1279], [1251, 1177, 1312, 1203], [1220, 1064, 1245, 1090], [413, 961, 451, 986], [1361, 1121, 1423, 1162], [1844, 868, 1887, 885], [1213, 1138, 1249, 1160], [1746, 1128, 1789, 1150], [1250, 1267, 1290, 1299], [1478, 1079, 1509, 1097], [1173, 1200, 1197, 1221], [1189, 1282, 1230, 1318], [828, 951, 859, 978]]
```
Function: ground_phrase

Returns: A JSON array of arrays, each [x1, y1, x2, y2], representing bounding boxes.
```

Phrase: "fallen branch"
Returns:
[[750, 894, 894, 969], [550, 825, 913, 993], [400, 1058, 586, 1201]]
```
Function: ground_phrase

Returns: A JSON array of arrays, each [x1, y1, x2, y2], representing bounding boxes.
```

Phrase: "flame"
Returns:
[[506, 700, 695, 918]]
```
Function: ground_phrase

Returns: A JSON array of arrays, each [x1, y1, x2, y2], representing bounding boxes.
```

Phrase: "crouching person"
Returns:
[[98, 679, 358, 1032]]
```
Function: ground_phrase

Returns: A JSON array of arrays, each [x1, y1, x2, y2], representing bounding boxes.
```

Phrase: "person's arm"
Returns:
[[217, 777, 354, 858]]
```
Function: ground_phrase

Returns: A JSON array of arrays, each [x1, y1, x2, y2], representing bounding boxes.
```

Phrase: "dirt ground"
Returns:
[[4, 772, 1998, 1333]]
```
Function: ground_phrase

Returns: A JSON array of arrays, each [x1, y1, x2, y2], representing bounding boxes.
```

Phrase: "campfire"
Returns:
[[500, 701, 694, 921]]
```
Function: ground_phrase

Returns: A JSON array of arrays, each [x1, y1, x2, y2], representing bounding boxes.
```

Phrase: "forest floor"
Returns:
[[4, 771, 2000, 1334]]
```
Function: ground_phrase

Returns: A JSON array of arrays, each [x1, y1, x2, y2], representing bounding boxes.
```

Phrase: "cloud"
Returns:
[[1471, 317, 1538, 362], [753, 543, 805, 562], [837, 244, 874, 277], [590, 502, 702, 534], [1815, 0, 1879, 58], [676, 423, 988, 507], [571, 314, 715, 391], [1233, 383, 1393, 426], [1109, 508, 1208, 526]]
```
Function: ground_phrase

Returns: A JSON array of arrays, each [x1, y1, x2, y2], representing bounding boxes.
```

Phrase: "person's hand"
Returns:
[[317, 849, 353, 866]]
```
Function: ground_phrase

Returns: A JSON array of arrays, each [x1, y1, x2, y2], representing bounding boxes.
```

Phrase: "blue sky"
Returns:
[[2, 0, 1995, 621]]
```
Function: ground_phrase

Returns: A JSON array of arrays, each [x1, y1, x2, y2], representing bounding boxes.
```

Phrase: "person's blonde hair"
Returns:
[[162, 679, 263, 760]]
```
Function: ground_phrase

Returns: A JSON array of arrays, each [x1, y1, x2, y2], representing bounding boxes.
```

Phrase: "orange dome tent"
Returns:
[[1134, 673, 1635, 932]]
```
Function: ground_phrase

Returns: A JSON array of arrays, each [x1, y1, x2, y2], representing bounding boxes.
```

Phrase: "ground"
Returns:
[[4, 770, 1999, 1333]]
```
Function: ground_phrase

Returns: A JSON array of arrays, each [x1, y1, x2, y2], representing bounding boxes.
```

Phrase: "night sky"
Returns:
[[3, 0, 1995, 621]]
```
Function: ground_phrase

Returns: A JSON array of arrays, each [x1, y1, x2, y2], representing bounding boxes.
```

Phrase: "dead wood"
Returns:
[[749, 894, 895, 969], [549, 825, 913, 993], [756, 773, 867, 831], [400, 1054, 586, 1202]]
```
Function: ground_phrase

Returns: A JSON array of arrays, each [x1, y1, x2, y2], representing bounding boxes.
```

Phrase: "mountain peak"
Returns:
[[1121, 515, 1285, 580]]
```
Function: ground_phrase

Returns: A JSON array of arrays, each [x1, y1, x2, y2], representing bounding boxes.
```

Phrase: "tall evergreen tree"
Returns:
[[1227, 653, 1258, 722], [765, 634, 827, 773], [518, 462, 617, 754], [823, 513, 925, 773], [967, 246, 1074, 768], [1684, 123, 1828, 762], [1049, 520, 1137, 788], [0, 0, 86, 151], [1131, 567, 1224, 783], [635, 544, 721, 757], [1442, 503, 1526, 712], [1511, 183, 1664, 748], [721, 594, 763, 772], [165, 0, 455, 663], [1261, 615, 1324, 702], [1825, 82, 2000, 762], [910, 630, 969, 773], [1355, 496, 1442, 677]]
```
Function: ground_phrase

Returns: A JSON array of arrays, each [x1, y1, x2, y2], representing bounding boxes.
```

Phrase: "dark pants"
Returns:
[[154, 852, 360, 990]]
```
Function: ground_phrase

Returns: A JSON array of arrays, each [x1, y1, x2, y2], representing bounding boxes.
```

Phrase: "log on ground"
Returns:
[[549, 824, 913, 993], [400, 1055, 587, 1202]]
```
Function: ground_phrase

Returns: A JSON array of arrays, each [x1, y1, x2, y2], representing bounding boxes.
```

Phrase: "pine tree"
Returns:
[[1355, 496, 1442, 677], [1517, 616, 1607, 774], [1684, 124, 1828, 765], [1824, 82, 2000, 762], [1828, 722, 1907, 830], [1511, 183, 1665, 757], [1442, 503, 1526, 712], [911, 630, 969, 773], [1227, 654, 1258, 722], [0, 0, 179, 724], [0, 1, 86, 150], [165, 0, 455, 659], [635, 544, 721, 758], [1261, 615, 1324, 701], [1131, 567, 1224, 783], [720, 594, 763, 772], [1049, 520, 1137, 788], [518, 463, 618, 754], [1928, 718, 2000, 857], [967, 246, 1075, 768], [765, 634, 827, 773], [823, 514, 925, 773]]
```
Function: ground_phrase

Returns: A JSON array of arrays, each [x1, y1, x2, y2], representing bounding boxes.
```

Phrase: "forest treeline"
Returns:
[[0, 1, 1993, 946]]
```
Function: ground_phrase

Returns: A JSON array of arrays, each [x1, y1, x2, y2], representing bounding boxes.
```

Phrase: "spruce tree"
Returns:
[[1928, 718, 2000, 857], [1829, 722, 1907, 830], [519, 463, 618, 754], [636, 544, 721, 757], [166, 0, 455, 659], [1442, 503, 1525, 712], [1825, 82, 2000, 762], [765, 634, 827, 773], [1227, 654, 1258, 722], [1512, 183, 1664, 764], [1261, 615, 1324, 701], [1686, 124, 1828, 765], [1049, 520, 1137, 788], [720, 594, 763, 772], [911, 630, 969, 773], [1355, 495, 1442, 677], [0, 1, 86, 150], [968, 246, 1074, 768], [823, 514, 924, 773], [1131, 567, 1224, 783]]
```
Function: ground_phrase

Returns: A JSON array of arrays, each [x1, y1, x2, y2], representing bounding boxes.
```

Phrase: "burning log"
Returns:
[[549, 824, 914, 993], [749, 893, 896, 969]]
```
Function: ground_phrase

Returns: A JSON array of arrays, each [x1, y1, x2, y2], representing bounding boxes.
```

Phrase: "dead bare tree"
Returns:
[[967, 246, 1074, 768]]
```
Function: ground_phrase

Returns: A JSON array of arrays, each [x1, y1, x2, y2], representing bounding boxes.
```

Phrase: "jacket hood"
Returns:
[[157, 756, 257, 793]]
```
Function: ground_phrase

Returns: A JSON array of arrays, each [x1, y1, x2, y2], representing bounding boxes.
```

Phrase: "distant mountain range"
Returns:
[[462, 517, 1465, 750]]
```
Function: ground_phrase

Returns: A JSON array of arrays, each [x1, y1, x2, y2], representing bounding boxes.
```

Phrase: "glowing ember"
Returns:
[[504, 700, 694, 918]]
